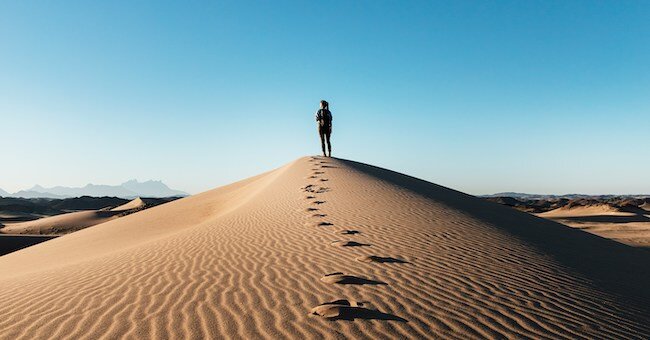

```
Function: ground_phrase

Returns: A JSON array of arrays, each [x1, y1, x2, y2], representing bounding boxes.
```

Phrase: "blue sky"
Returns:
[[1, 1, 649, 195]]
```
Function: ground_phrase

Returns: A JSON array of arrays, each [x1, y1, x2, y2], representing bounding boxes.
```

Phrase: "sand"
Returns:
[[0, 156, 649, 339], [0, 210, 125, 235], [110, 197, 146, 212], [1, 198, 146, 235], [538, 204, 635, 218], [641, 202, 650, 212], [538, 205, 650, 248]]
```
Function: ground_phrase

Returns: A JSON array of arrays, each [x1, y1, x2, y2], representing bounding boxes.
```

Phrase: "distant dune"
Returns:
[[538, 203, 635, 218], [110, 197, 146, 211], [538, 203, 650, 248], [485, 196, 650, 248], [1, 210, 125, 235], [1, 198, 150, 235], [1, 157, 649, 339]]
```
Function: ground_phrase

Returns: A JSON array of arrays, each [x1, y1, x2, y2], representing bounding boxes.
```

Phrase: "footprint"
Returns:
[[312, 213, 327, 218], [310, 300, 406, 321], [316, 187, 330, 193], [304, 221, 333, 227], [319, 179, 329, 182], [305, 195, 316, 199], [313, 171, 324, 175], [321, 165, 337, 168], [307, 175, 318, 179], [338, 230, 360, 235], [306, 208, 319, 212], [321, 273, 386, 285], [302, 184, 316, 193], [312, 201, 326, 205], [356, 256, 408, 264], [331, 240, 370, 247]]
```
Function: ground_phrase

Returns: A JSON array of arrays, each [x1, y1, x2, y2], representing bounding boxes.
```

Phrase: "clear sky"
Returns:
[[1, 1, 649, 195]]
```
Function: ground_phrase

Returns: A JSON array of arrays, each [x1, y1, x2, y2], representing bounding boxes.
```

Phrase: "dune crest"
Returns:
[[110, 197, 146, 211], [1, 157, 649, 339]]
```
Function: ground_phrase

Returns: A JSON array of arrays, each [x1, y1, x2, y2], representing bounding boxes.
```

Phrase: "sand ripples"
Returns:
[[0, 157, 649, 339]]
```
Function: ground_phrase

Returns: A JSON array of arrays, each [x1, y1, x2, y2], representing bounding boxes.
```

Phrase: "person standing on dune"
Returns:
[[315, 100, 333, 157]]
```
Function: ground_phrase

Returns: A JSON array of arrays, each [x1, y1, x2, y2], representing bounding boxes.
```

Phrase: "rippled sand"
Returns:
[[1, 157, 649, 339]]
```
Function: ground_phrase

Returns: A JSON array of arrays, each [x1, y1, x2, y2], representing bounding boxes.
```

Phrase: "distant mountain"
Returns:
[[10, 190, 67, 199], [28, 184, 136, 198], [0, 188, 9, 197], [8, 180, 188, 199], [120, 179, 187, 198]]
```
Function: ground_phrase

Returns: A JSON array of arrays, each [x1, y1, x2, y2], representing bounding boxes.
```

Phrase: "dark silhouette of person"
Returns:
[[315, 100, 333, 157]]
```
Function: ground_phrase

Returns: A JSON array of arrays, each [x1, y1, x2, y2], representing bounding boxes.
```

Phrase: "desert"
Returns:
[[484, 195, 650, 248], [1, 157, 648, 339], [2, 2, 648, 338]]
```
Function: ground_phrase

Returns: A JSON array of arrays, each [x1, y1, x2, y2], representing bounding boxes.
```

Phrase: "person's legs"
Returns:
[[325, 128, 332, 157], [319, 127, 327, 156]]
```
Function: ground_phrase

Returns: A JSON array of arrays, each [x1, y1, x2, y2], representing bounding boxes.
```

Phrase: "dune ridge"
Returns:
[[539, 204, 635, 218], [2, 198, 152, 236], [0, 157, 649, 339], [110, 197, 146, 212]]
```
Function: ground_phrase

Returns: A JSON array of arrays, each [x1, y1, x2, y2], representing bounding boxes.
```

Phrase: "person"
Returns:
[[315, 100, 333, 157]]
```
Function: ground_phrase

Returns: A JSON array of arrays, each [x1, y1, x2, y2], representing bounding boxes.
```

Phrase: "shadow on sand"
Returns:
[[0, 234, 58, 256], [338, 157, 650, 312], [313, 300, 407, 322], [559, 215, 650, 223]]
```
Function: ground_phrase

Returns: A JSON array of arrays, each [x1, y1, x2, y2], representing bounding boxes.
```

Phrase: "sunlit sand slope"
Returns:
[[0, 157, 649, 339]]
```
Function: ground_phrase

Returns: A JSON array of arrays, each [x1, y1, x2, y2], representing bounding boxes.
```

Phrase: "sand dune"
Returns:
[[1, 157, 649, 339], [1, 198, 149, 236], [0, 210, 125, 235], [539, 203, 635, 218], [110, 197, 146, 211], [538, 203, 650, 248]]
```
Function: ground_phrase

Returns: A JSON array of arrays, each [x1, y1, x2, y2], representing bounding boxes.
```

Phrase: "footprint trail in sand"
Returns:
[[304, 156, 405, 324]]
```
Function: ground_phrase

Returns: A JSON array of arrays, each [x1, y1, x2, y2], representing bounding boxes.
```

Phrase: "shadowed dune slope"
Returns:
[[2, 197, 147, 235], [1, 157, 649, 339], [0, 235, 58, 256], [0, 210, 125, 235]]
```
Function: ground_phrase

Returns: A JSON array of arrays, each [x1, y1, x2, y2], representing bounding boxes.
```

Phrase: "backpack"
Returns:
[[319, 109, 332, 126]]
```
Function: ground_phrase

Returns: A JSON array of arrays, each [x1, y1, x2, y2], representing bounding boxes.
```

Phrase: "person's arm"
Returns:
[[315, 110, 321, 122]]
